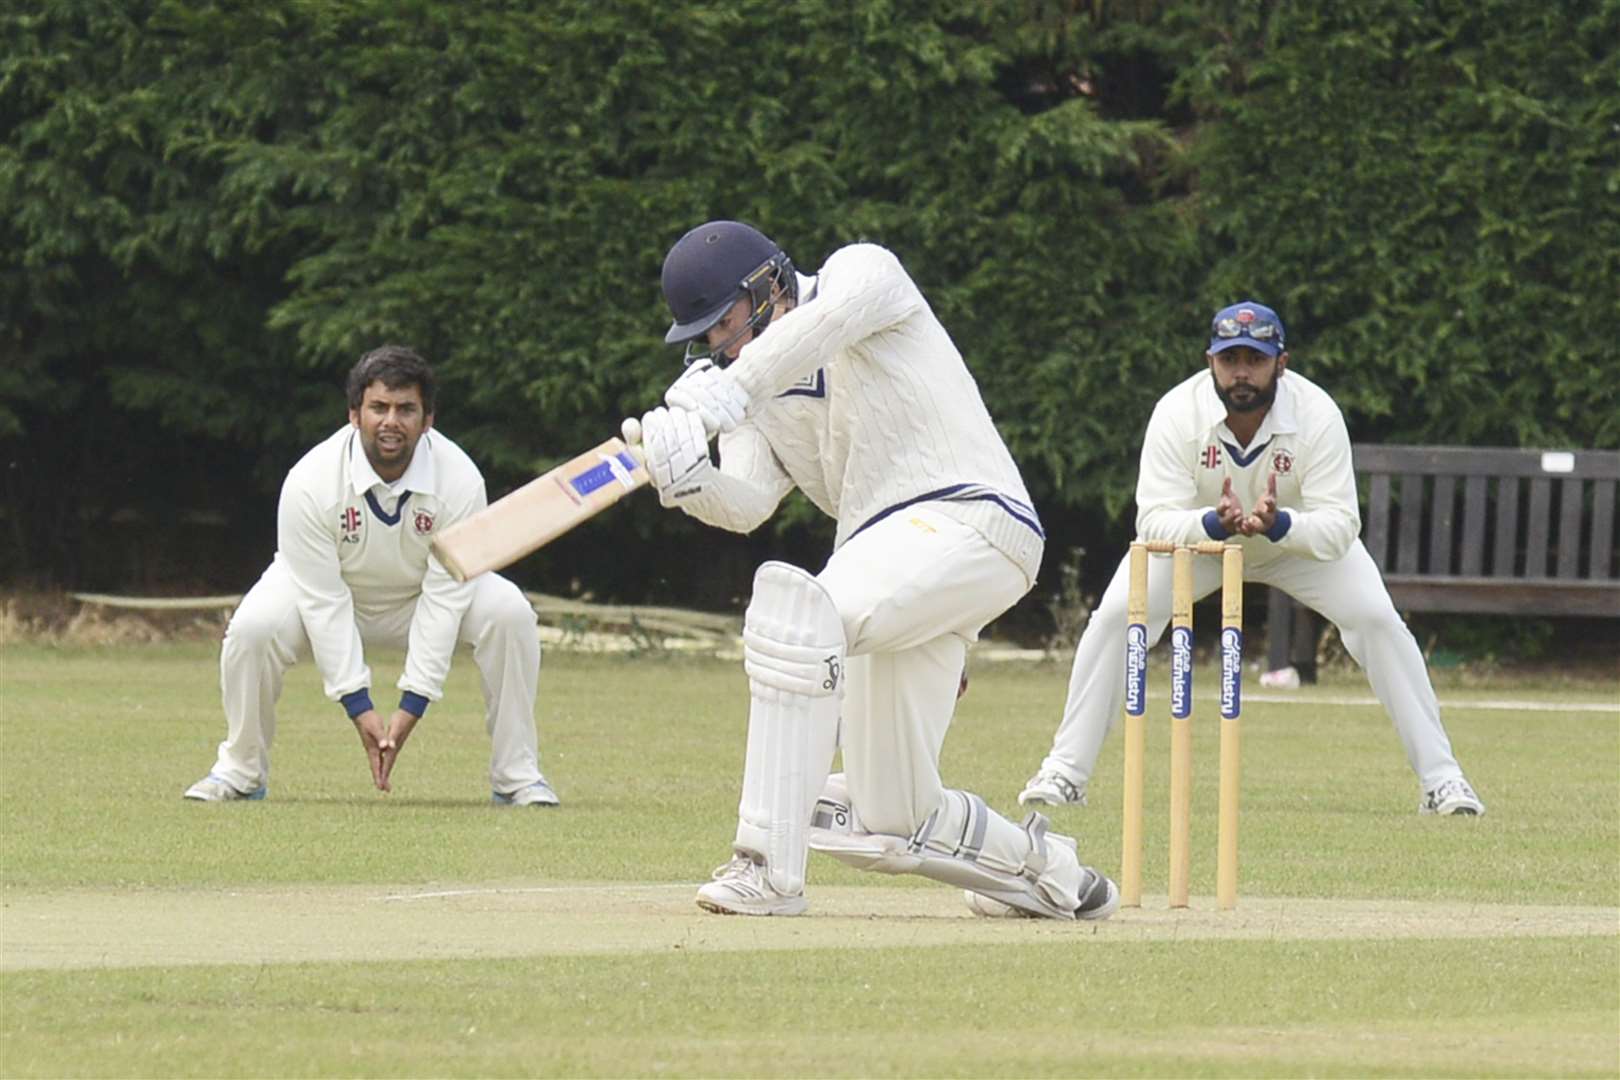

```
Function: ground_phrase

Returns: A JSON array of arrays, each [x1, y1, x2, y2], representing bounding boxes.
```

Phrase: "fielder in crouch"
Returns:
[[1019, 302, 1485, 817], [634, 220, 1117, 920], [184, 346, 558, 806]]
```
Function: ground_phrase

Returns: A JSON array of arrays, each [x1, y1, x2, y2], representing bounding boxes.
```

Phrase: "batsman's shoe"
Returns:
[[1017, 770, 1087, 807], [695, 853, 808, 916], [1420, 777, 1484, 816], [182, 774, 267, 802], [492, 778, 560, 807], [963, 866, 1120, 922]]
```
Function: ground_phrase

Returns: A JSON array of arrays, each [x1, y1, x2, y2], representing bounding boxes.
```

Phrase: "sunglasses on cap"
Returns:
[[1212, 312, 1282, 343]]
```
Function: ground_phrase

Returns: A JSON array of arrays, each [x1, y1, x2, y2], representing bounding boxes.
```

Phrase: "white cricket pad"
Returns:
[[736, 562, 846, 896], [808, 774, 1085, 919]]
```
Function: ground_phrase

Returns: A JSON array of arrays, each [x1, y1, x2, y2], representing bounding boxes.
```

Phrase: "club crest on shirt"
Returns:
[[1201, 445, 1222, 469], [413, 509, 436, 536], [340, 506, 362, 544], [1272, 448, 1295, 475]]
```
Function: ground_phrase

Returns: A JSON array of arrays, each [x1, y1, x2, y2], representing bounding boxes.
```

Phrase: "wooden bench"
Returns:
[[1266, 444, 1620, 668]]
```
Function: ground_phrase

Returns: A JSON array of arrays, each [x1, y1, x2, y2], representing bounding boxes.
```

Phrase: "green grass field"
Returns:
[[2, 641, 1617, 1078]]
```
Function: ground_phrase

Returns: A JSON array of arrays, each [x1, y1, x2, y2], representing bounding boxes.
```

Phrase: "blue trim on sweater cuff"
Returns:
[[340, 689, 374, 719], [1264, 509, 1293, 542], [1202, 510, 1231, 540], [399, 691, 430, 718]]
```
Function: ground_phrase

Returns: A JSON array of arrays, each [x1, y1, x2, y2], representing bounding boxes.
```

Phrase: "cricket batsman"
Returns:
[[631, 220, 1118, 920]]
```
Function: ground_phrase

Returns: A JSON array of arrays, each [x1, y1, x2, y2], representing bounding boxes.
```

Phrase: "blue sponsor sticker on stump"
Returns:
[[1125, 623, 1148, 716], [1220, 627, 1243, 718], [1170, 626, 1193, 718]]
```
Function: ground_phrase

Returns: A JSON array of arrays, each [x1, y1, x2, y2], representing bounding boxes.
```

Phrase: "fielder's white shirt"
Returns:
[[275, 426, 485, 704], [675, 243, 1044, 585], [1135, 368, 1361, 561]]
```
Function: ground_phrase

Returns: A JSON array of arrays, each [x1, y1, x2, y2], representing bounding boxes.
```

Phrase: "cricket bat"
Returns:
[[431, 436, 648, 581]]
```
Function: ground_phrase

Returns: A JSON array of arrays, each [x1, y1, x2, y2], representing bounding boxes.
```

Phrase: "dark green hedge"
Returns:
[[4, 0, 1616, 605]]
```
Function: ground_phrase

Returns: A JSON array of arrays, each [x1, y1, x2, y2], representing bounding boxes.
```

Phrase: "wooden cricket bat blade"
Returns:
[[431, 437, 648, 581]]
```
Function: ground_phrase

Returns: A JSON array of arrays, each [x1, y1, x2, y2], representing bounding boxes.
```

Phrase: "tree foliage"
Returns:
[[3, 0, 1615, 604], [1178, 0, 1620, 447]]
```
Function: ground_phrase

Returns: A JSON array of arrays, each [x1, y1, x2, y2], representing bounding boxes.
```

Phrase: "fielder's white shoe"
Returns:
[[1420, 777, 1484, 816], [182, 774, 267, 802], [1259, 666, 1302, 689], [695, 853, 808, 916], [963, 865, 1120, 922], [1017, 770, 1087, 807], [492, 778, 560, 807]]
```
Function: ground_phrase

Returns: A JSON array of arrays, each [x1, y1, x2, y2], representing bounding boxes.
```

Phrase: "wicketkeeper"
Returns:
[[1019, 302, 1485, 817], [184, 346, 558, 806], [633, 221, 1117, 920]]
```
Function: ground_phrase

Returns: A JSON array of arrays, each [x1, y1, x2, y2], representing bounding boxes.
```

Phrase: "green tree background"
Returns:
[[4, 0, 1616, 633]]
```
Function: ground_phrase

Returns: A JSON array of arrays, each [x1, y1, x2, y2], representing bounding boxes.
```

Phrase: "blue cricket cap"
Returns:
[[1209, 301, 1285, 357]]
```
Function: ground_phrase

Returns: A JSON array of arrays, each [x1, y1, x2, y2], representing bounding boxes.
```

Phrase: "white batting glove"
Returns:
[[639, 406, 714, 508], [664, 360, 750, 438]]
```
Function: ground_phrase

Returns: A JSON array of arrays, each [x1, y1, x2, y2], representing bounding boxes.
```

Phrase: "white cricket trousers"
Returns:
[[1039, 538, 1465, 791], [817, 506, 1034, 838], [208, 559, 544, 794]]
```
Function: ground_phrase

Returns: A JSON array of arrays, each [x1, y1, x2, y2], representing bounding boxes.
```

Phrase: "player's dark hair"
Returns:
[[346, 345, 436, 414]]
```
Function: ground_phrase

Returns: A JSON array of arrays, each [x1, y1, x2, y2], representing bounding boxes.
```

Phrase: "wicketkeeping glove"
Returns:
[[664, 359, 750, 438], [639, 406, 714, 508]]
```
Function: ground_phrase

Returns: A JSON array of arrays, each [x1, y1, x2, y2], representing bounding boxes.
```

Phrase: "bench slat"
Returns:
[[1366, 473, 1392, 571], [1556, 478, 1585, 580], [1591, 479, 1616, 581], [1525, 477, 1552, 578], [1429, 475, 1456, 575], [1353, 445, 1620, 480], [1492, 476, 1520, 577], [1397, 474, 1423, 574], [1384, 577, 1620, 617], [1460, 475, 1487, 576]]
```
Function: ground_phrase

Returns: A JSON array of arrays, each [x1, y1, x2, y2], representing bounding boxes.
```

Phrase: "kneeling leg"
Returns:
[[808, 774, 1114, 920]]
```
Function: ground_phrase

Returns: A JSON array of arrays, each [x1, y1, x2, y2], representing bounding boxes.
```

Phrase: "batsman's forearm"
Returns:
[[674, 471, 785, 534]]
